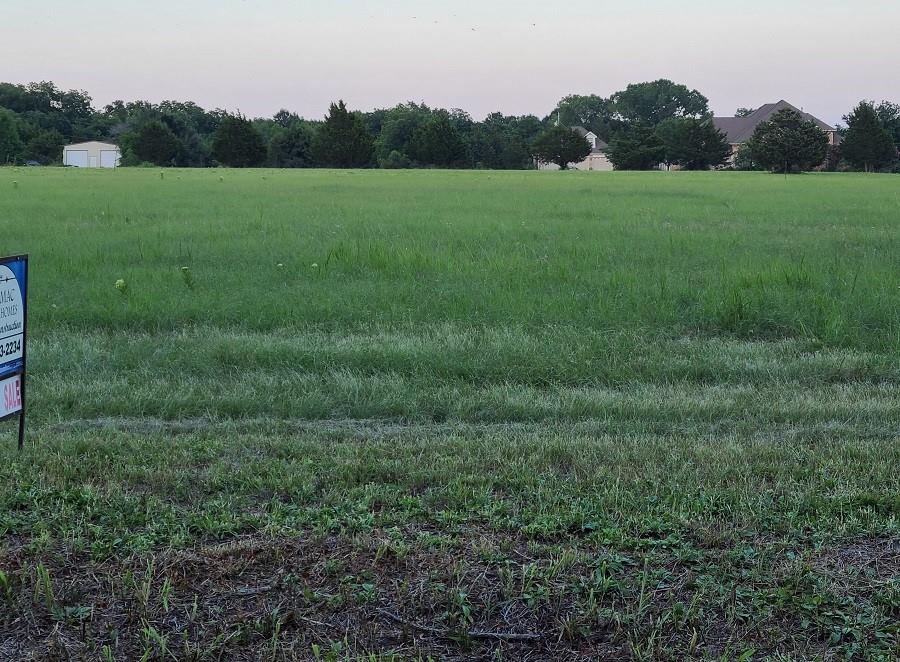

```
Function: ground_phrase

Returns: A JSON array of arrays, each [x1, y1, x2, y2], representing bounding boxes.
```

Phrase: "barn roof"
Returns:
[[63, 141, 120, 149]]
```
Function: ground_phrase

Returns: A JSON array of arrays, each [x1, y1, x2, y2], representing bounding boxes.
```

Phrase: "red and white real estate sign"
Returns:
[[0, 374, 22, 418]]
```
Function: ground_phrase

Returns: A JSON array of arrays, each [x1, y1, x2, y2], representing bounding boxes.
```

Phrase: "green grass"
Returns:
[[0, 167, 898, 659]]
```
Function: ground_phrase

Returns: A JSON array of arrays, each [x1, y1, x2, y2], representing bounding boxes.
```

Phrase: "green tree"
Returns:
[[0, 108, 23, 164], [268, 124, 314, 167], [841, 101, 897, 172], [872, 102, 900, 146], [530, 126, 591, 170], [611, 79, 710, 126], [606, 125, 664, 170], [408, 113, 468, 167], [478, 113, 541, 166], [21, 82, 99, 141], [469, 121, 506, 169], [127, 120, 180, 165], [373, 102, 432, 166], [312, 100, 373, 168], [733, 144, 761, 171], [734, 107, 755, 118], [655, 117, 731, 170], [273, 108, 301, 128], [212, 113, 266, 167], [157, 106, 213, 166], [548, 95, 617, 140], [469, 113, 536, 169], [746, 109, 828, 173], [170, 122, 209, 167], [23, 128, 65, 164]]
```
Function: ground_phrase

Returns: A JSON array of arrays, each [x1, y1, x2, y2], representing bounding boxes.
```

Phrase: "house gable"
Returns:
[[572, 126, 608, 152]]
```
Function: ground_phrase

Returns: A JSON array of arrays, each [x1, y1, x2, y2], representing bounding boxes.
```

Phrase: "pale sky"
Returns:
[[2, 0, 898, 125]]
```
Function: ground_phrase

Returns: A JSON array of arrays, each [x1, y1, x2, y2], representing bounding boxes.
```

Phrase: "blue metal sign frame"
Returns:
[[0, 254, 27, 448]]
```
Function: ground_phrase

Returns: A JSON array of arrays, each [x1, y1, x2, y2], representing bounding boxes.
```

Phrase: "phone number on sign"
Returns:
[[0, 338, 22, 358]]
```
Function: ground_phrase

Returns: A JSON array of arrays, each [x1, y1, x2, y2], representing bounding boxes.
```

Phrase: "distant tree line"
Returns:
[[0, 79, 897, 172], [0, 81, 541, 170]]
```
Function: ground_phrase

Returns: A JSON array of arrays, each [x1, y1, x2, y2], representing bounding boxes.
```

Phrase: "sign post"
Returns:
[[0, 255, 27, 449]]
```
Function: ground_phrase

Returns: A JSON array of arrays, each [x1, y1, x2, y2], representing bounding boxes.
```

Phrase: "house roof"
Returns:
[[712, 101, 834, 144], [571, 126, 608, 151]]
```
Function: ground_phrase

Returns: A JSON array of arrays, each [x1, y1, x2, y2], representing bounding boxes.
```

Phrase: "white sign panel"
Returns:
[[0, 374, 22, 418], [0, 265, 24, 369]]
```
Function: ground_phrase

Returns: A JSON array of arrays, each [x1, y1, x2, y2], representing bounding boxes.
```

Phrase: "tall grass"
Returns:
[[4, 168, 898, 351]]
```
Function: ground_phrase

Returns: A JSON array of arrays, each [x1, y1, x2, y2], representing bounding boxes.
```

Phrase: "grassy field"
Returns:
[[1, 167, 898, 660]]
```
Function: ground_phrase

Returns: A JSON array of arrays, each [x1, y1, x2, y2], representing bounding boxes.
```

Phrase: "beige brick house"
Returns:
[[537, 126, 614, 171], [713, 100, 838, 165]]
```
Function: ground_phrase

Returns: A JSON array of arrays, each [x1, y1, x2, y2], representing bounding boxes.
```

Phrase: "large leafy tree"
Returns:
[[0, 81, 100, 142], [656, 118, 731, 170], [606, 125, 664, 170], [268, 124, 314, 167], [873, 101, 900, 146], [530, 126, 591, 170], [212, 113, 266, 167], [125, 120, 180, 165], [273, 108, 301, 129], [611, 79, 710, 126], [161, 106, 213, 166], [23, 128, 65, 164], [312, 100, 374, 168], [0, 108, 23, 164], [746, 109, 828, 173], [104, 99, 214, 166], [171, 122, 209, 167], [373, 103, 431, 166], [841, 102, 897, 172], [547, 95, 617, 140], [408, 113, 468, 167], [469, 112, 540, 169]]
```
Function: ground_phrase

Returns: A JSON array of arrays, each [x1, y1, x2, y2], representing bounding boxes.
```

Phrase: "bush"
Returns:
[[733, 144, 762, 171], [382, 150, 411, 169]]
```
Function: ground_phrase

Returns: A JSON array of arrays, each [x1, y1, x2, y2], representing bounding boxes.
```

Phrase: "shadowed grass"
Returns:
[[1, 425, 897, 659]]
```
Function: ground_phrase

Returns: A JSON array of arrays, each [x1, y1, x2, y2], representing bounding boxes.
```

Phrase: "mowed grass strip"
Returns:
[[0, 168, 898, 659], [27, 327, 900, 433]]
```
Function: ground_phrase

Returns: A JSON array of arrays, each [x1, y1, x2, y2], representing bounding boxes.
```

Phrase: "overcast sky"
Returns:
[[3, 0, 898, 125]]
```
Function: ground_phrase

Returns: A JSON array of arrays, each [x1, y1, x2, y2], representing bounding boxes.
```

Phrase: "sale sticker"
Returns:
[[0, 373, 22, 418]]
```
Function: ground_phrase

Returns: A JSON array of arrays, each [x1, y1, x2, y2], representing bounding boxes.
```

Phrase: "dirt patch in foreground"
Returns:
[[1, 529, 897, 660]]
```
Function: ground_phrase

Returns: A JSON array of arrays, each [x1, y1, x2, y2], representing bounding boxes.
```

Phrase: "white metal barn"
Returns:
[[62, 141, 121, 168]]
